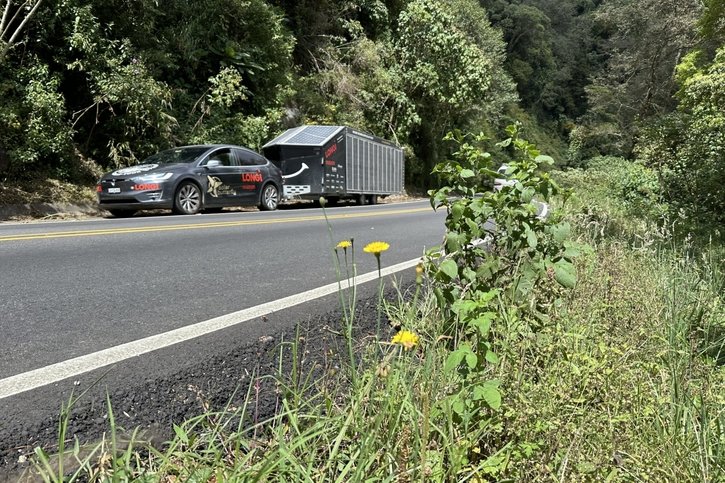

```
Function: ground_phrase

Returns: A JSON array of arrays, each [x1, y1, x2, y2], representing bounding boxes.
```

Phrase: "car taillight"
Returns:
[[96, 184, 102, 192]]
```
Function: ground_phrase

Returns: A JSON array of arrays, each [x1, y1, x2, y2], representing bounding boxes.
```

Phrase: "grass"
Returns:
[[23, 160, 725, 481]]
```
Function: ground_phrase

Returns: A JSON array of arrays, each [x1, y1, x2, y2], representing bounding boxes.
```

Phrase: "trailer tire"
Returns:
[[369, 195, 378, 205], [357, 194, 367, 206]]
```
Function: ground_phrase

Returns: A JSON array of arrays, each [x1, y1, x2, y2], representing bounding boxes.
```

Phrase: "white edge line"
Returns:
[[0, 258, 422, 400]]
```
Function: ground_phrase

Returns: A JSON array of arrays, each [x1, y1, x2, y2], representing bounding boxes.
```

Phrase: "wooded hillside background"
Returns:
[[1, 0, 723, 218]]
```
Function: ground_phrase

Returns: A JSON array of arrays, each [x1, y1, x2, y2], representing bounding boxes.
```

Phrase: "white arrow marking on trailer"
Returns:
[[282, 163, 309, 179]]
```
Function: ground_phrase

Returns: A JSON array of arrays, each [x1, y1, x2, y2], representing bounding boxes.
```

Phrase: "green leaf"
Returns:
[[465, 218, 481, 237], [445, 349, 465, 372], [460, 168, 475, 179], [549, 222, 571, 244], [473, 380, 501, 410], [445, 232, 465, 253], [553, 259, 577, 288], [470, 313, 494, 336], [451, 299, 477, 316], [521, 187, 535, 203], [173, 424, 189, 444], [439, 259, 458, 280], [563, 242, 582, 259], [462, 267, 477, 282], [525, 227, 538, 249], [535, 154, 555, 165], [496, 137, 512, 148], [452, 398, 466, 416], [465, 351, 478, 369], [477, 289, 499, 304], [451, 203, 464, 222], [485, 350, 499, 364]]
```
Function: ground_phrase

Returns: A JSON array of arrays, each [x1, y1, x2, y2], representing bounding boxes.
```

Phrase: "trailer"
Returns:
[[261, 125, 404, 205]]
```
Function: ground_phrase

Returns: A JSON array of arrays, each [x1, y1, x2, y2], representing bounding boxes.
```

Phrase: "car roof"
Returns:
[[174, 144, 262, 154]]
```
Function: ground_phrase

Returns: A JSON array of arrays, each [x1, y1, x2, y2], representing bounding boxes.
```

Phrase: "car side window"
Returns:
[[205, 149, 235, 167], [235, 149, 265, 167]]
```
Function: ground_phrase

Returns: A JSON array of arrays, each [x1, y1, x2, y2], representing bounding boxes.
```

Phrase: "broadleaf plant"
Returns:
[[424, 124, 581, 446]]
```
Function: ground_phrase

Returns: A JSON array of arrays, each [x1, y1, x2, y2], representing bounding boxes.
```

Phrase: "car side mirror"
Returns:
[[205, 159, 222, 168]]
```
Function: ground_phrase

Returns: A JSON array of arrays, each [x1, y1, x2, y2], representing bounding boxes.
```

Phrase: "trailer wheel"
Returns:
[[357, 194, 367, 206], [369, 195, 378, 205]]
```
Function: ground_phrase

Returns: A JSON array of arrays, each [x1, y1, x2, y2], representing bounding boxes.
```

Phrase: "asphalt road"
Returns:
[[0, 199, 445, 459], [0, 199, 444, 377]]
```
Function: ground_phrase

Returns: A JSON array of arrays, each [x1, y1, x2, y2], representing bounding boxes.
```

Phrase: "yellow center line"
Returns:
[[0, 207, 432, 242]]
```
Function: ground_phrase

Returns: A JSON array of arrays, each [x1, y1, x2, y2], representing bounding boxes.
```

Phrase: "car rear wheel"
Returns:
[[259, 184, 279, 211], [173, 182, 202, 214], [107, 209, 136, 218]]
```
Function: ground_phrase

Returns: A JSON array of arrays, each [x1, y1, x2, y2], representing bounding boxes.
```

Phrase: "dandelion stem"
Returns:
[[321, 199, 357, 388]]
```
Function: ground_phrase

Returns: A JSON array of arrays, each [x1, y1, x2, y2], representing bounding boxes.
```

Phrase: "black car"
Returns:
[[97, 145, 283, 217]]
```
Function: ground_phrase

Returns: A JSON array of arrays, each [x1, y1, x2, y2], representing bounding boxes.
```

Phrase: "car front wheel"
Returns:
[[259, 184, 279, 211], [173, 182, 202, 214]]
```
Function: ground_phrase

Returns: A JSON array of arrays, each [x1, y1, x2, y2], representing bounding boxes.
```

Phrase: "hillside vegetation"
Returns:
[[0, 0, 723, 218]]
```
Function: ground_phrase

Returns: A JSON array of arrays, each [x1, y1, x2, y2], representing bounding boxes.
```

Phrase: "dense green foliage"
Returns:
[[0, 0, 515, 189], [429, 126, 576, 308], [637, 45, 725, 221], [1, 0, 723, 219]]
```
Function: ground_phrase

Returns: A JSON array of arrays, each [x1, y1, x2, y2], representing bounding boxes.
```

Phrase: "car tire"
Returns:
[[259, 183, 279, 211], [173, 181, 202, 215], [107, 209, 136, 218]]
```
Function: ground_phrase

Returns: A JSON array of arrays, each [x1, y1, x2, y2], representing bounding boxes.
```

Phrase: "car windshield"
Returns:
[[142, 147, 209, 165]]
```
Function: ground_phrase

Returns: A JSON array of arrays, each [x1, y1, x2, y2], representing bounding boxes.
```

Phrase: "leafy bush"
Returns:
[[589, 156, 664, 218], [0, 59, 74, 179], [636, 46, 725, 221], [423, 125, 579, 462], [428, 125, 579, 312]]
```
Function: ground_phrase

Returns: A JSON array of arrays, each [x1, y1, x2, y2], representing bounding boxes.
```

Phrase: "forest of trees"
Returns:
[[1, 0, 723, 218]]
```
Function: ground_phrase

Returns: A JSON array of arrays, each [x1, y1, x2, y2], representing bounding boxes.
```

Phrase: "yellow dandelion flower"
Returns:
[[391, 330, 419, 350], [336, 240, 352, 249], [363, 241, 390, 255]]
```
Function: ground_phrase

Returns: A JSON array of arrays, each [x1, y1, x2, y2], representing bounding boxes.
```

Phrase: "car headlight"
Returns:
[[132, 172, 174, 182]]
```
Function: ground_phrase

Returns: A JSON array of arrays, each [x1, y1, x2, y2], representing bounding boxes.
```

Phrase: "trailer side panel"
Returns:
[[345, 130, 403, 195]]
